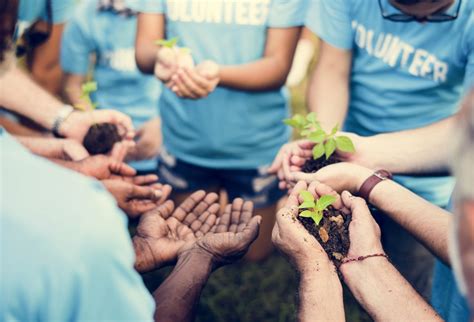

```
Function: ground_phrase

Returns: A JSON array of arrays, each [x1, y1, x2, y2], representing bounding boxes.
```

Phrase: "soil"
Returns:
[[83, 123, 121, 155], [301, 154, 340, 173], [298, 206, 351, 272]]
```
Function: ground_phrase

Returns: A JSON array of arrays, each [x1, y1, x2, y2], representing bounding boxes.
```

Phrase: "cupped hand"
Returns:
[[102, 179, 170, 217], [168, 62, 219, 99], [59, 138, 90, 161], [133, 191, 220, 272], [180, 198, 262, 269], [76, 154, 136, 180], [59, 109, 135, 142]]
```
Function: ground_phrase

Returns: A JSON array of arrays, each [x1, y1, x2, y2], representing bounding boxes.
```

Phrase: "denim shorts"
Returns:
[[157, 149, 285, 209]]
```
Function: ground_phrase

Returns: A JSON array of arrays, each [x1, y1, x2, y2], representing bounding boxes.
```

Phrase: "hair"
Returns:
[[0, 0, 18, 62]]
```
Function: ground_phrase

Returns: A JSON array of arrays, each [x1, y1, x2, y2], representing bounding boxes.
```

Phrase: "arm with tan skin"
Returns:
[[28, 23, 65, 96], [338, 190, 442, 322], [135, 13, 164, 74], [63, 73, 94, 110], [307, 40, 352, 131], [15, 135, 89, 161]]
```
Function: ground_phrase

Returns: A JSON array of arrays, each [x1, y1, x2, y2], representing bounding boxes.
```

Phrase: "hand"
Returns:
[[168, 61, 220, 99], [288, 162, 373, 194], [102, 179, 171, 218], [59, 109, 135, 142], [339, 191, 384, 262], [272, 181, 339, 273], [76, 154, 136, 180], [133, 191, 220, 272], [127, 118, 162, 161], [179, 198, 262, 269], [57, 138, 89, 161]]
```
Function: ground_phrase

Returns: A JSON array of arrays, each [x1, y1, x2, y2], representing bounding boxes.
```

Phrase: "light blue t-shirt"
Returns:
[[61, 0, 161, 172], [306, 0, 474, 206], [15, 0, 75, 40], [0, 128, 154, 321], [127, 0, 307, 169]]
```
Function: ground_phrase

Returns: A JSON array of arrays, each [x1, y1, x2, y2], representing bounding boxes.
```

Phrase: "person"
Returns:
[[1, 127, 262, 322], [129, 0, 308, 260], [61, 0, 162, 175], [15, 0, 75, 95], [285, 27, 317, 88], [303, 0, 474, 301], [270, 90, 474, 320], [273, 180, 443, 321]]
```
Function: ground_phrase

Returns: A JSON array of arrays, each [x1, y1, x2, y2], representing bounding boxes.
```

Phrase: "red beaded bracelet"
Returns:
[[340, 253, 389, 265]]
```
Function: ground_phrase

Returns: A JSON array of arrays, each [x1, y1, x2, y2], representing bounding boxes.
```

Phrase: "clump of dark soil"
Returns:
[[301, 155, 340, 173], [298, 206, 351, 271], [83, 123, 121, 155]]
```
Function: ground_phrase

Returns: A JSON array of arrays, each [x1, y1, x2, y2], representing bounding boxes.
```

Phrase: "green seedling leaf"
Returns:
[[312, 143, 325, 160], [324, 138, 337, 159], [312, 211, 324, 225], [307, 130, 326, 143], [155, 37, 179, 48], [283, 114, 306, 130], [299, 201, 316, 209], [335, 136, 356, 153], [299, 190, 314, 203], [306, 112, 317, 124], [299, 210, 314, 218], [331, 124, 339, 135], [316, 194, 337, 211], [81, 81, 97, 95]]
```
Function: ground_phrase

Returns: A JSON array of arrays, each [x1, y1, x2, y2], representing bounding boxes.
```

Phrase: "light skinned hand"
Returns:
[[133, 191, 220, 272], [127, 117, 162, 161], [169, 63, 220, 99], [180, 198, 261, 269], [60, 138, 90, 161], [77, 154, 136, 180]]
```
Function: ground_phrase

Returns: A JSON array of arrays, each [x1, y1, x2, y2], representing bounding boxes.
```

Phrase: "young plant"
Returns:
[[74, 81, 98, 111], [154, 37, 194, 69], [284, 112, 355, 160], [298, 191, 336, 226]]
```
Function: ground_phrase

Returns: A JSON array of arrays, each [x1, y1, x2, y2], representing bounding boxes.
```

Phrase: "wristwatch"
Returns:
[[357, 170, 393, 202], [52, 105, 75, 138]]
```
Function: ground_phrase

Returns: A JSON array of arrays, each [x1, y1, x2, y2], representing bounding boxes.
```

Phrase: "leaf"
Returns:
[[316, 194, 337, 211], [155, 37, 179, 48], [306, 112, 317, 124], [298, 201, 316, 209], [307, 130, 326, 143], [299, 210, 314, 218], [283, 114, 306, 130], [335, 136, 356, 153], [299, 190, 314, 203], [300, 129, 311, 137], [81, 81, 97, 95], [330, 124, 339, 135], [324, 138, 337, 159], [312, 211, 324, 226], [312, 143, 325, 160]]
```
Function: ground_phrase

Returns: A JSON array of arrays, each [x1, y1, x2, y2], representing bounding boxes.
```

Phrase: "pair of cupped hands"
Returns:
[[154, 44, 220, 99]]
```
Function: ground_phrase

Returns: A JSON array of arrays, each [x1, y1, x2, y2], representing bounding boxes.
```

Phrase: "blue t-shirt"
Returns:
[[0, 129, 154, 321], [127, 0, 307, 169], [61, 0, 161, 172], [306, 0, 474, 206], [15, 0, 75, 40]]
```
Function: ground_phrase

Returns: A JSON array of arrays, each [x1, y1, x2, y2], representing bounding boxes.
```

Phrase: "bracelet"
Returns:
[[340, 253, 389, 265], [357, 170, 392, 202], [52, 105, 75, 138]]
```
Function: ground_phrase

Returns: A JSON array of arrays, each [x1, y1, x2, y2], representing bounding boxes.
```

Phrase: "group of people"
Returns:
[[1, 0, 473, 321]]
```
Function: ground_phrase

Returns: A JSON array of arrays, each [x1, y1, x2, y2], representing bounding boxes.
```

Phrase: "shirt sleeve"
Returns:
[[267, 0, 308, 28], [60, 3, 95, 75], [73, 188, 155, 321], [305, 0, 354, 50], [43, 0, 76, 23], [125, 0, 165, 13], [463, 14, 474, 91]]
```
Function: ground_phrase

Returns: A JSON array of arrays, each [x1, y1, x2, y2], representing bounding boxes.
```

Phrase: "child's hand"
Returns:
[[154, 46, 195, 82], [169, 60, 220, 99]]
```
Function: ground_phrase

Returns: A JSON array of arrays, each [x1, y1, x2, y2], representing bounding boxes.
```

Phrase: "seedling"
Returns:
[[74, 81, 98, 111], [155, 37, 179, 48], [284, 113, 355, 160], [154, 37, 194, 73], [298, 191, 336, 226]]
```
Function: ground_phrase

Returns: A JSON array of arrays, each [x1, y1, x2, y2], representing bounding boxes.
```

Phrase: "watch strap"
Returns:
[[52, 105, 75, 138], [358, 170, 393, 202]]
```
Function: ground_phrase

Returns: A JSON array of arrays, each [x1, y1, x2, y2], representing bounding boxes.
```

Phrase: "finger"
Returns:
[[192, 203, 219, 235], [216, 204, 232, 233], [93, 110, 135, 139], [128, 200, 157, 218], [238, 215, 262, 246], [173, 190, 206, 221], [131, 184, 162, 201], [132, 174, 159, 186], [290, 155, 308, 167], [341, 191, 371, 221], [210, 217, 220, 233], [196, 206, 219, 237], [110, 161, 137, 177], [178, 69, 208, 97], [291, 171, 316, 184], [308, 181, 320, 200], [268, 146, 285, 173], [275, 205, 299, 230], [237, 201, 254, 233], [183, 192, 219, 225], [229, 198, 244, 233], [288, 181, 308, 202], [282, 152, 295, 183], [154, 200, 175, 219], [64, 143, 90, 161], [171, 73, 198, 99], [184, 67, 215, 91], [158, 184, 173, 205], [314, 183, 343, 209]]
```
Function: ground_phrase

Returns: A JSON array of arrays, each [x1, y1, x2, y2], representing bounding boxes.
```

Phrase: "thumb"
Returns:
[[240, 216, 262, 245], [341, 191, 370, 220], [131, 185, 163, 201], [93, 110, 135, 140]]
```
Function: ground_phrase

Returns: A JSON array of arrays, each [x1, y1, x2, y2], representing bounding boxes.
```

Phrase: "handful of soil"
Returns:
[[301, 154, 340, 173], [83, 123, 122, 155], [298, 206, 351, 271]]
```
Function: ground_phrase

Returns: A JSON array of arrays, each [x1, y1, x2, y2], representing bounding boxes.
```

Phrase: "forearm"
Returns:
[[31, 63, 63, 96], [16, 136, 65, 159], [298, 264, 344, 322], [135, 13, 164, 74], [365, 116, 455, 174], [153, 250, 212, 322], [307, 65, 349, 131], [341, 258, 442, 322], [48, 158, 82, 173], [0, 66, 64, 130], [219, 56, 291, 91], [63, 74, 93, 110]]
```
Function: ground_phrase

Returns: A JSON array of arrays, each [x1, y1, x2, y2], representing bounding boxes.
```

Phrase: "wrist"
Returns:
[[51, 105, 75, 138], [340, 254, 390, 286], [353, 166, 374, 193], [177, 246, 214, 274], [298, 258, 338, 278]]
